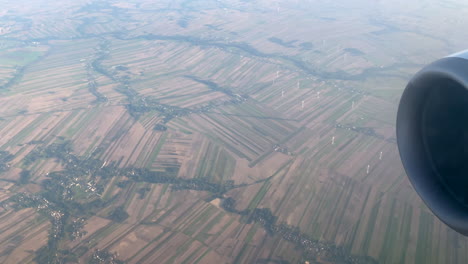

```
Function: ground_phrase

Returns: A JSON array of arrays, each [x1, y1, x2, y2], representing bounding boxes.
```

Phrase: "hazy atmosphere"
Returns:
[[0, 0, 466, 263]]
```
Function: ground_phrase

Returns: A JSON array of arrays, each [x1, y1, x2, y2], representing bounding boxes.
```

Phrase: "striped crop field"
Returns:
[[0, 0, 465, 263]]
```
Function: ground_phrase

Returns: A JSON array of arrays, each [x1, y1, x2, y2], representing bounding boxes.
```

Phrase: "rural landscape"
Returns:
[[0, 0, 467, 263]]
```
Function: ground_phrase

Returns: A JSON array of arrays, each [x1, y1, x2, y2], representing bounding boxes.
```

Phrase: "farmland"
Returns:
[[0, 0, 466, 263]]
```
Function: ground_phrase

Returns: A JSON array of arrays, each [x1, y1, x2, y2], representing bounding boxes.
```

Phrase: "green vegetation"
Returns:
[[268, 37, 296, 48], [108, 206, 129, 222], [18, 170, 31, 184], [0, 151, 13, 172], [7, 140, 378, 263], [0, 1, 463, 263]]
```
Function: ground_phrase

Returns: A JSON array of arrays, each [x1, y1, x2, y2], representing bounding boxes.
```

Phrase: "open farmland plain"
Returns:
[[0, 0, 467, 263]]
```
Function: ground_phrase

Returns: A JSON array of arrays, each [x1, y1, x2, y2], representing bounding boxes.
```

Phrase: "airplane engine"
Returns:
[[397, 50, 468, 235]]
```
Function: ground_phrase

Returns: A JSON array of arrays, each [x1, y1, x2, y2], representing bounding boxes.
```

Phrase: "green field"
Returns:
[[0, 0, 465, 263]]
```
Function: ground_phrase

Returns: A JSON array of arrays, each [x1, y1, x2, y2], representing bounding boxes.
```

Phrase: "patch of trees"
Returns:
[[268, 37, 296, 48], [184, 75, 235, 97], [247, 208, 277, 235], [126, 96, 192, 122], [116, 180, 130, 188], [35, 246, 78, 264], [183, 76, 248, 107], [18, 170, 31, 184], [34, 211, 74, 264], [218, 195, 378, 263], [137, 186, 151, 199], [108, 206, 129, 222], [66, 218, 87, 240], [88, 79, 108, 103], [220, 197, 236, 212], [0, 66, 26, 91], [115, 84, 138, 101], [153, 123, 167, 131], [0, 151, 13, 173], [23, 140, 73, 166], [6, 193, 42, 210], [27, 140, 44, 145], [123, 167, 235, 195], [114, 65, 129, 71], [89, 249, 125, 264], [335, 123, 383, 139], [84, 41, 110, 104]]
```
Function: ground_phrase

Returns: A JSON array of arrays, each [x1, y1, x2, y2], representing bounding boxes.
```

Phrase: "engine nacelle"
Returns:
[[397, 50, 468, 235]]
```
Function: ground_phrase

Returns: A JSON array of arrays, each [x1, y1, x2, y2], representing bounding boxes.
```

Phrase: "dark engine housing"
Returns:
[[397, 50, 468, 235]]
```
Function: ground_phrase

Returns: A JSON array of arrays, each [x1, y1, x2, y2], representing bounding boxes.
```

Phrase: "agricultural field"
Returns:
[[0, 0, 466, 263]]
